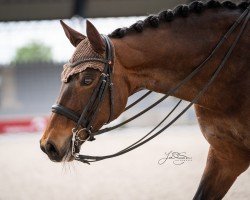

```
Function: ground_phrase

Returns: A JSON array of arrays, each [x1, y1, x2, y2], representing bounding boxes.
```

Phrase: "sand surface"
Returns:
[[0, 125, 249, 200]]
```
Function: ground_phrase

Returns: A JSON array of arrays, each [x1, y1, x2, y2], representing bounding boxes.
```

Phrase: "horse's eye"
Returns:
[[82, 77, 93, 85]]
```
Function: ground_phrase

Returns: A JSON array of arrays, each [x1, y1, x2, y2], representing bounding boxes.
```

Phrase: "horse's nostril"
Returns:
[[45, 141, 61, 161], [40, 140, 46, 154], [40, 144, 46, 154]]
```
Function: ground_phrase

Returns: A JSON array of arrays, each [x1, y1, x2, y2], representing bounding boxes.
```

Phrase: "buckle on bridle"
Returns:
[[101, 73, 108, 77]]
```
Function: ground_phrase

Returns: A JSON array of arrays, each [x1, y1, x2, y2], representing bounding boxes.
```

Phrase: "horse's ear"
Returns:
[[86, 20, 105, 54], [60, 20, 86, 47]]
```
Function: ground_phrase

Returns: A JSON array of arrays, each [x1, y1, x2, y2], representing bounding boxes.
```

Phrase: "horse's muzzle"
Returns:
[[40, 139, 65, 162]]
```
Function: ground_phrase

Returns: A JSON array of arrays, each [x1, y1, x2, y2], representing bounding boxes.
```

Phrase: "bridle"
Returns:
[[52, 35, 115, 155], [52, 6, 250, 164]]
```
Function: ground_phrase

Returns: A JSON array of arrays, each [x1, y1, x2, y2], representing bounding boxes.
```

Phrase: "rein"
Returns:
[[52, 6, 250, 164]]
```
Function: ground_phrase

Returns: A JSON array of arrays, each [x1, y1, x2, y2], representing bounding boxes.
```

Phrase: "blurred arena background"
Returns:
[[0, 0, 249, 200]]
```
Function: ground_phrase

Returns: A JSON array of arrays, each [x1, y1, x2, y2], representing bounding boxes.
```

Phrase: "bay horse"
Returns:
[[40, 1, 250, 199]]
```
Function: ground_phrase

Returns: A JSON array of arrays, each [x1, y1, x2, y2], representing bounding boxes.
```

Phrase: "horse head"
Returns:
[[40, 20, 130, 162]]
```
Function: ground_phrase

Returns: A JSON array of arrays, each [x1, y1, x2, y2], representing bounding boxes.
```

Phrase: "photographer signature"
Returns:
[[158, 151, 192, 165]]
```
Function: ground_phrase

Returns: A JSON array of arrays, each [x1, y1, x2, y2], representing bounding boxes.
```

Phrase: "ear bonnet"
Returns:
[[61, 38, 105, 82]]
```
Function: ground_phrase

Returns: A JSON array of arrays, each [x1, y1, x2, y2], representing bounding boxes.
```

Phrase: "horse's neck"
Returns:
[[113, 8, 242, 108]]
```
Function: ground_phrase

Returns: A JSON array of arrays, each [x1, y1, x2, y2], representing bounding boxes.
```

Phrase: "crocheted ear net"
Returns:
[[61, 38, 105, 82]]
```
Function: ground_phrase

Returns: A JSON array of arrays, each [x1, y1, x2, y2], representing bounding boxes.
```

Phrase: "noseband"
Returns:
[[52, 35, 114, 155]]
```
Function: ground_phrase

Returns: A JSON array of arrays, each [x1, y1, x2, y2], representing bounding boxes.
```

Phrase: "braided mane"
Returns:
[[109, 0, 250, 38]]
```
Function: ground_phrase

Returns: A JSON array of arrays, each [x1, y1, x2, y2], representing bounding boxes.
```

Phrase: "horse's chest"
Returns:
[[195, 105, 250, 151]]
